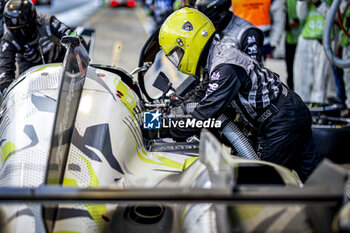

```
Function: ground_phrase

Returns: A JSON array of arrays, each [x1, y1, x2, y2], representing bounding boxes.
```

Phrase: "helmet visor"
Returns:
[[167, 47, 184, 68], [8, 25, 35, 41]]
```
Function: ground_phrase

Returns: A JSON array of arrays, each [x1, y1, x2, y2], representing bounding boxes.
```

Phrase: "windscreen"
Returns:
[[143, 50, 188, 99]]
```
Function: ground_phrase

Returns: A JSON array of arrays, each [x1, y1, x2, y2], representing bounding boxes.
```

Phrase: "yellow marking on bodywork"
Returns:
[[183, 157, 198, 170], [1, 142, 16, 164], [230, 205, 265, 222], [36, 63, 62, 71], [114, 78, 136, 113], [62, 178, 78, 187], [79, 154, 99, 186], [114, 77, 191, 172], [136, 147, 184, 170], [46, 178, 60, 184], [181, 206, 189, 223], [78, 154, 108, 230], [84, 204, 108, 231], [61, 156, 108, 230]]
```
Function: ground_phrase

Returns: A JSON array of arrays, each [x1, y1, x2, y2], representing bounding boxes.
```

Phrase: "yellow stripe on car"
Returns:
[[136, 147, 184, 171], [1, 142, 16, 165], [79, 154, 108, 230], [36, 63, 62, 71]]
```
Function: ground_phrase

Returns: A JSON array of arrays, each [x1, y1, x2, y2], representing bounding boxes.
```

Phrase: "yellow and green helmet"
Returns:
[[159, 7, 215, 76]]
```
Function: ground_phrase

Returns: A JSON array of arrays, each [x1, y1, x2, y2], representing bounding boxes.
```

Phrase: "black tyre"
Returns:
[[312, 116, 350, 163], [307, 102, 344, 117]]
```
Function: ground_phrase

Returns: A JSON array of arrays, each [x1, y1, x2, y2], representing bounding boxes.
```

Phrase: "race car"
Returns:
[[109, 0, 136, 7], [31, 0, 51, 5], [0, 29, 348, 233]]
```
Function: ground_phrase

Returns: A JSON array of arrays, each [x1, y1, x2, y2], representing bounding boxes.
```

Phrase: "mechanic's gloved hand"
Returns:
[[23, 46, 40, 62]]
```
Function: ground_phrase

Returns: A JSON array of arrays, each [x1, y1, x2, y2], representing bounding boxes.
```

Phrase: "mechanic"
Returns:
[[0, 0, 71, 92], [146, 0, 175, 31], [293, 0, 337, 103], [178, 0, 264, 104], [0, 0, 9, 38], [157, 7, 320, 182]]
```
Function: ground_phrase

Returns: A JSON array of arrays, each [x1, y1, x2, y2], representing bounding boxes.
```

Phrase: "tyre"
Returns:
[[312, 116, 350, 163], [307, 102, 344, 117]]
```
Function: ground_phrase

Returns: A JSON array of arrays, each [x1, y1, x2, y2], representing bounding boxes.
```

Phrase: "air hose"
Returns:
[[218, 115, 260, 160]]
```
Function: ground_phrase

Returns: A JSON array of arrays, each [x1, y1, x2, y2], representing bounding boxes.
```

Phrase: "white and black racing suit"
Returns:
[[181, 11, 264, 103], [167, 42, 320, 182], [0, 13, 71, 91]]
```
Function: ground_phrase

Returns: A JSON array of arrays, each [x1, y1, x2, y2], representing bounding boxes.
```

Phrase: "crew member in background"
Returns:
[[196, 0, 264, 63], [145, 0, 175, 31], [285, 0, 304, 90], [0, 0, 9, 38], [158, 8, 320, 182], [173, 0, 195, 9], [231, 0, 285, 59], [0, 0, 71, 92], [293, 0, 337, 103]]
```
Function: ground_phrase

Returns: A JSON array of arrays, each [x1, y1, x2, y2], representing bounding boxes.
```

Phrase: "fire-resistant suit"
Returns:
[[0, 14, 71, 91], [293, 0, 337, 103], [218, 12, 264, 63], [157, 7, 320, 181], [182, 11, 264, 103], [170, 41, 320, 182]]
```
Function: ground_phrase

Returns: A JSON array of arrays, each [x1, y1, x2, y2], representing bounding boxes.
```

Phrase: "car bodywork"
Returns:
[[0, 34, 347, 233]]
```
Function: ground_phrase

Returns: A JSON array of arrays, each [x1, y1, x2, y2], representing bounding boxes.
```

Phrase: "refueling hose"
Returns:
[[324, 0, 350, 68], [218, 115, 260, 160]]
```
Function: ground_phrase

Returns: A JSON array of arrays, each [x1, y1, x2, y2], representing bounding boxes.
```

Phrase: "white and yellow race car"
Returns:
[[0, 31, 347, 233]]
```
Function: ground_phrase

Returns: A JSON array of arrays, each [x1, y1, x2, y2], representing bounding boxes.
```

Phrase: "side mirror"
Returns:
[[61, 36, 80, 48], [152, 72, 173, 94]]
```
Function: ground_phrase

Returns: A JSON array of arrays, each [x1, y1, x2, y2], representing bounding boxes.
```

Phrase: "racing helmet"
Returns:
[[4, 0, 37, 41], [159, 7, 215, 76], [195, 0, 231, 28]]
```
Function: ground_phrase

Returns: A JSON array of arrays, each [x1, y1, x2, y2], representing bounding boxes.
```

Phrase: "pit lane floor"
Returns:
[[84, 4, 150, 73]]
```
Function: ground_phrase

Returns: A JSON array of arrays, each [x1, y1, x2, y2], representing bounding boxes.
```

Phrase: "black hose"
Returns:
[[218, 115, 260, 160]]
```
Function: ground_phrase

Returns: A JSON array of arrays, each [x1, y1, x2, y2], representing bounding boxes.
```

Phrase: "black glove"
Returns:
[[23, 45, 40, 62]]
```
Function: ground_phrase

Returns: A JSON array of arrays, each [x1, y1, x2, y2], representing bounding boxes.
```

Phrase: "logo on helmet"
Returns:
[[182, 21, 193, 31], [11, 18, 17, 25]]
